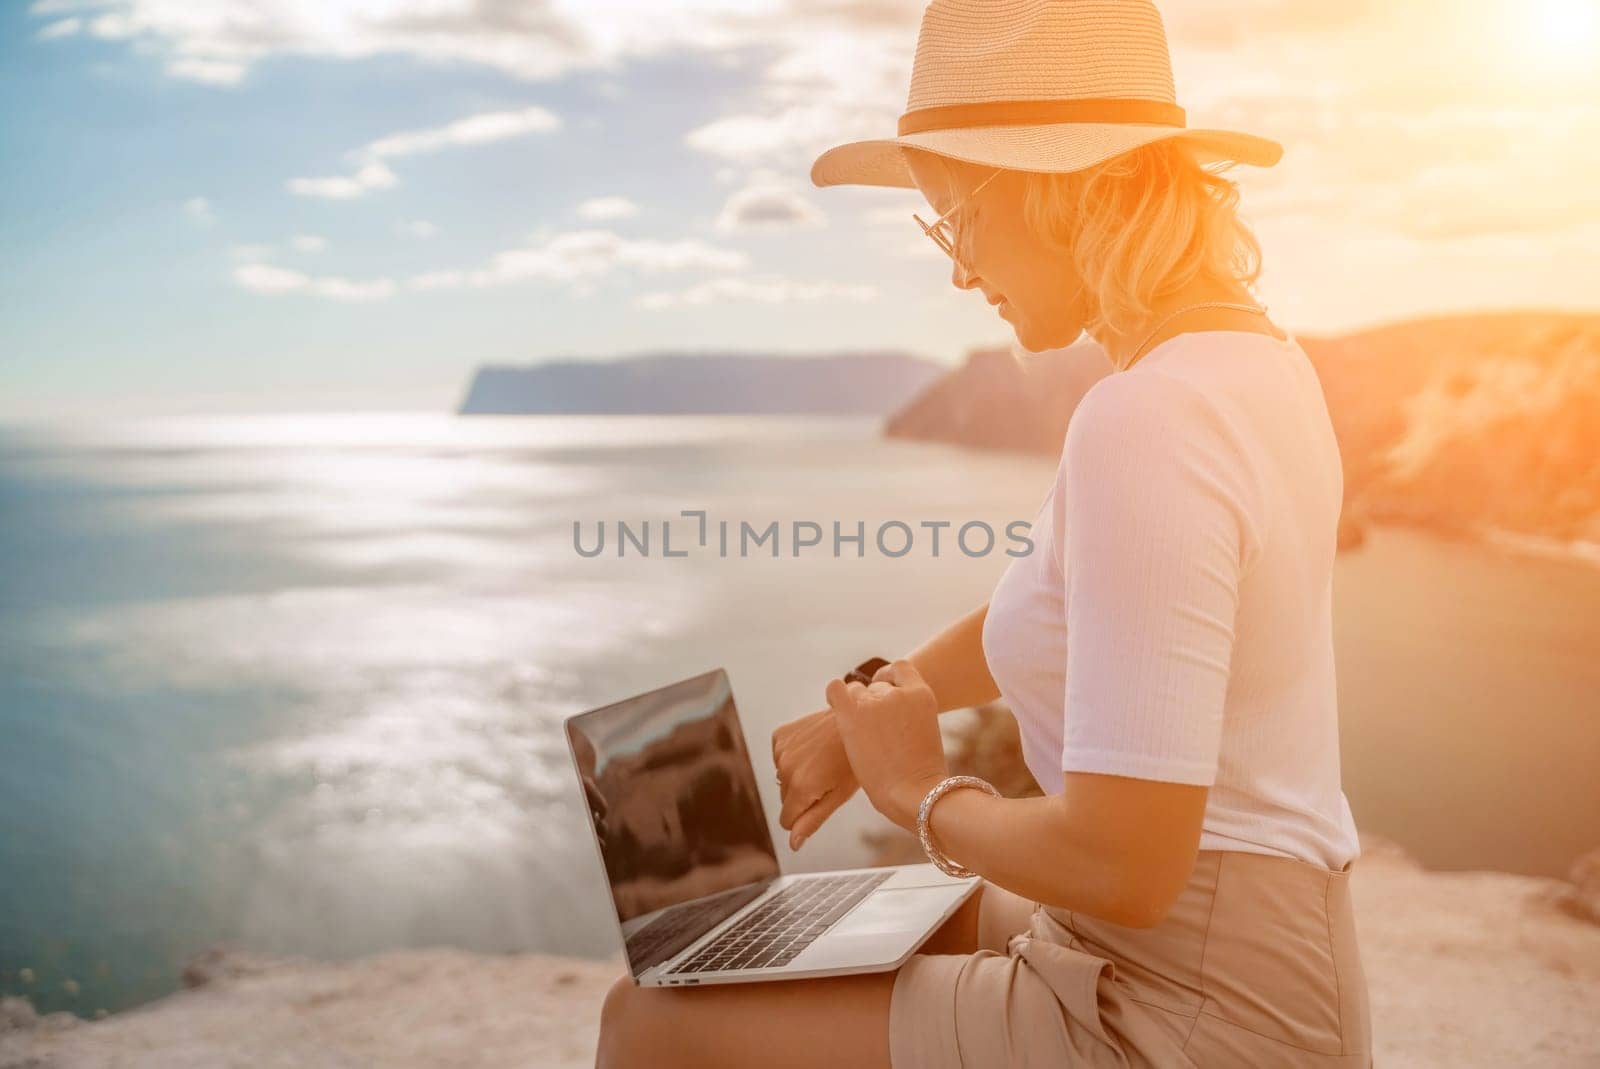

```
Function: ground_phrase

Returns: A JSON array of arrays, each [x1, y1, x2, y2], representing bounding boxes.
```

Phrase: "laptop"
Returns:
[[565, 667, 979, 987]]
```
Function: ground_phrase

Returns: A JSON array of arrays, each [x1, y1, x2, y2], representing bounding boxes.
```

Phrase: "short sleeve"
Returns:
[[1059, 372, 1259, 786]]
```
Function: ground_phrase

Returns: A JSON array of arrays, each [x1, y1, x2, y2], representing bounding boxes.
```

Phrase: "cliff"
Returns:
[[0, 948, 623, 1069], [459, 350, 944, 416], [6, 709, 1596, 1067], [886, 311, 1600, 548], [883, 338, 1110, 452], [5, 843, 1597, 1068]]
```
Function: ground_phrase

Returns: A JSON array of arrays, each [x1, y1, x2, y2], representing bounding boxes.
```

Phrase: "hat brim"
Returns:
[[810, 123, 1282, 189]]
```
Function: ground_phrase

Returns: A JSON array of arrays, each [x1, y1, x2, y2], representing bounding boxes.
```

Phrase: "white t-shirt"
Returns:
[[982, 329, 1361, 870]]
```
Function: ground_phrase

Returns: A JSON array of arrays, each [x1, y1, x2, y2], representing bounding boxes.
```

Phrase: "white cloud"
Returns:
[[857, 188, 925, 227], [85, 12, 136, 40], [686, 103, 890, 166], [363, 107, 560, 160], [405, 229, 747, 291], [234, 263, 395, 302], [18, 2, 921, 217], [233, 263, 305, 295], [313, 276, 396, 301], [23, 0, 866, 86], [287, 161, 398, 201], [900, 236, 947, 261], [290, 234, 328, 253], [288, 107, 560, 200], [576, 196, 639, 221], [165, 57, 247, 85], [36, 17, 81, 39], [183, 196, 215, 225], [1238, 101, 1600, 238], [33, 0, 1593, 247], [20, 0, 918, 208], [713, 180, 824, 232], [678, 19, 914, 173], [408, 270, 466, 292], [395, 220, 440, 239], [842, 193, 959, 260], [637, 276, 878, 309]]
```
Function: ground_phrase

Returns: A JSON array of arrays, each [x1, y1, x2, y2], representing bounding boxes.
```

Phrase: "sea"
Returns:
[[1, 413, 1597, 1017]]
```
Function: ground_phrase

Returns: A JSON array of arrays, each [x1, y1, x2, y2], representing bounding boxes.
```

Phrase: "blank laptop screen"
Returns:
[[566, 668, 780, 975]]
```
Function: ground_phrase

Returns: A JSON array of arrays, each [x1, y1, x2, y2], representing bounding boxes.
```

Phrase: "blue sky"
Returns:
[[2, 0, 1596, 417]]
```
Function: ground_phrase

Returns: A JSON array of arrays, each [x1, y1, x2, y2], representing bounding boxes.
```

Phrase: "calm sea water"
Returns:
[[0, 413, 1596, 1017]]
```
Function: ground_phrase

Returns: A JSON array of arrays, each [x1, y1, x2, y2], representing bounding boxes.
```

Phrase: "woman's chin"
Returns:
[[1019, 319, 1088, 354], [1006, 315, 1070, 354]]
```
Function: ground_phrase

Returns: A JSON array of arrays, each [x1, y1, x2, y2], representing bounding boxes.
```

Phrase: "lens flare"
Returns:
[[1530, 0, 1598, 65]]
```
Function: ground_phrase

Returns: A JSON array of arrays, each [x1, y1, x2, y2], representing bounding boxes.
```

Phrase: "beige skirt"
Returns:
[[890, 850, 1372, 1067]]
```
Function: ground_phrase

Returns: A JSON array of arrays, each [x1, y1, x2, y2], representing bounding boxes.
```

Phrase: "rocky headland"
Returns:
[[887, 311, 1600, 553], [459, 350, 943, 415]]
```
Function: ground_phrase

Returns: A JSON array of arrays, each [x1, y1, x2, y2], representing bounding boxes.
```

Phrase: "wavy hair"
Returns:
[[935, 140, 1266, 340]]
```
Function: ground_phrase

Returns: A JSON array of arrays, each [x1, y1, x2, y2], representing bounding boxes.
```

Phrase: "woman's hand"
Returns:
[[772, 707, 861, 851], [827, 659, 948, 833]]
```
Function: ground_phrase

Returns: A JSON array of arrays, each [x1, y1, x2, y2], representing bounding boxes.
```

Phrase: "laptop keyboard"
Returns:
[[664, 871, 893, 975], [625, 883, 767, 974]]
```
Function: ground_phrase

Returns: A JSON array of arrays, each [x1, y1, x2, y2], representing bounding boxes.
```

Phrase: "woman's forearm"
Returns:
[[905, 601, 1001, 714], [831, 651, 1204, 928], [905, 789, 1134, 922], [885, 772, 1208, 929]]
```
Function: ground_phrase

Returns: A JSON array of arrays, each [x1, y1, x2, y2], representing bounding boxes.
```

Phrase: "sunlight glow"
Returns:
[[1529, 0, 1598, 65]]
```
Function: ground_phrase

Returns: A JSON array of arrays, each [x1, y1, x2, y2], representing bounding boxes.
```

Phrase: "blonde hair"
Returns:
[[937, 141, 1265, 338]]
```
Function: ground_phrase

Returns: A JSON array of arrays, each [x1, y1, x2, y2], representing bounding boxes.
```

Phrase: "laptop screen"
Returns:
[[565, 668, 781, 977]]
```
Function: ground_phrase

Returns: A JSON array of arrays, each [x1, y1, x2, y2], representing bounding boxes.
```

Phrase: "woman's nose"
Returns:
[[951, 258, 981, 290]]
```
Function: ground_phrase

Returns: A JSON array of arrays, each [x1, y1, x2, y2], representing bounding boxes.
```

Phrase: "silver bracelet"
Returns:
[[916, 775, 999, 878]]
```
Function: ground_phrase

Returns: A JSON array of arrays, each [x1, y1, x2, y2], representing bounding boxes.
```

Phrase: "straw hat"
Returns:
[[810, 0, 1282, 189]]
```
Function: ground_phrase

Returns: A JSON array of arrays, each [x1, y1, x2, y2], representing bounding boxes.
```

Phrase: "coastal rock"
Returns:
[[0, 998, 37, 1034], [1336, 507, 1367, 551], [459, 350, 943, 416], [0, 949, 624, 1069], [884, 338, 1109, 454], [1556, 846, 1600, 926], [2, 860, 1596, 1069], [181, 946, 277, 989], [1354, 831, 1422, 869], [4, 707, 1595, 1067], [884, 311, 1600, 548]]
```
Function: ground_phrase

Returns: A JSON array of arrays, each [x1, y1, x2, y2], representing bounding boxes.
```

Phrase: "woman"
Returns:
[[597, 1, 1371, 1065]]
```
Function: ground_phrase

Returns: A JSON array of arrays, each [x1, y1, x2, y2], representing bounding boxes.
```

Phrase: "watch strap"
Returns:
[[844, 656, 891, 685]]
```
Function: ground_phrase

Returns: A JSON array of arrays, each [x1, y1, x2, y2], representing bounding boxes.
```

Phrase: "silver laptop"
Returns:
[[565, 667, 978, 987]]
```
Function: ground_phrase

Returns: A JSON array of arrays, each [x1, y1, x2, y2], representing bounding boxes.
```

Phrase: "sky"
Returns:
[[1, 0, 1596, 417]]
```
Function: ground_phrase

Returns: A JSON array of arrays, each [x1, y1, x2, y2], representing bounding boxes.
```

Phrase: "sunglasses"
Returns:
[[912, 167, 1004, 272]]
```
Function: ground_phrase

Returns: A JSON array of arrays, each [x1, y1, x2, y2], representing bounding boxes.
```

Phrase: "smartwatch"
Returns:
[[844, 656, 891, 685]]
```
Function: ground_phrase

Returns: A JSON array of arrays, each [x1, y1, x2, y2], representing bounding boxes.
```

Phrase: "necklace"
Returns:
[[1120, 300, 1270, 371]]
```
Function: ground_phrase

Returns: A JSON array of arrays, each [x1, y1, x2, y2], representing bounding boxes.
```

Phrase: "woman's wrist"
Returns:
[[915, 775, 1001, 876], [888, 769, 950, 832]]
